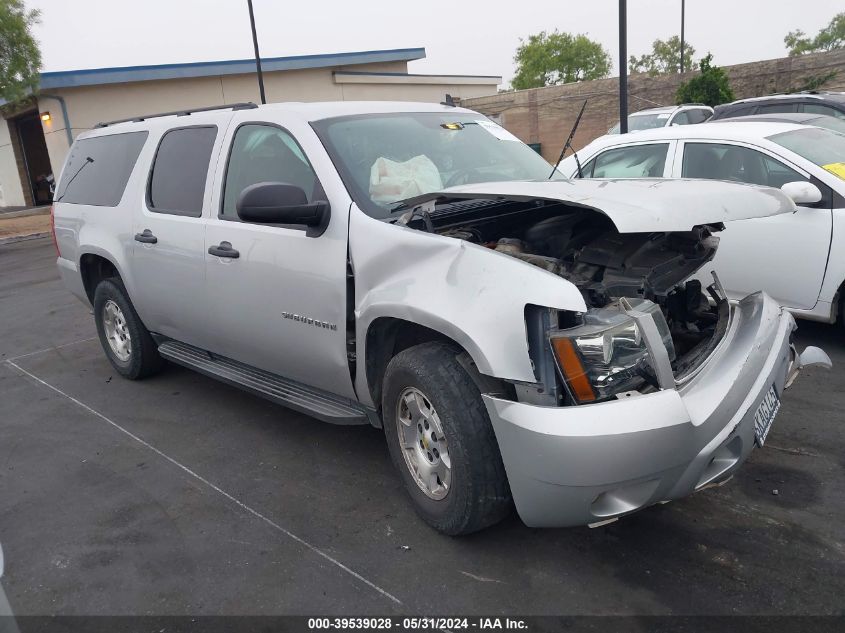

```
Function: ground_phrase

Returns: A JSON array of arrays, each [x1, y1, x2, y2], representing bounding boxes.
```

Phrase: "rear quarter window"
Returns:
[[55, 131, 149, 206]]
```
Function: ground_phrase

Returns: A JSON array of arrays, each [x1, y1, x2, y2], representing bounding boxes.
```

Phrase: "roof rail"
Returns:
[[95, 102, 258, 128], [679, 102, 709, 107]]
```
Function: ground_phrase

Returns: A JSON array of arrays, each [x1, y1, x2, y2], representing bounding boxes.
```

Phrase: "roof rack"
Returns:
[[95, 102, 258, 128], [679, 102, 709, 107]]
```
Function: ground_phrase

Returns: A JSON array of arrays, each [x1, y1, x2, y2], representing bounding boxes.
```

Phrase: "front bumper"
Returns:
[[484, 292, 828, 528]]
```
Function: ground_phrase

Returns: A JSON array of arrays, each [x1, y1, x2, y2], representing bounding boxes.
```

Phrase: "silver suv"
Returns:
[[52, 101, 829, 534]]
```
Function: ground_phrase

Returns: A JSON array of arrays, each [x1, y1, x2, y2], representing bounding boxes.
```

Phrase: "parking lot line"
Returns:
[[5, 336, 98, 362], [5, 359, 403, 607]]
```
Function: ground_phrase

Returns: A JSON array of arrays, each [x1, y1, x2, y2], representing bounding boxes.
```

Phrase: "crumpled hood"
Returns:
[[399, 178, 796, 233]]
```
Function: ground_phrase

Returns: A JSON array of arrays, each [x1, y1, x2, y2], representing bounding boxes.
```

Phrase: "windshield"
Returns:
[[768, 127, 845, 180], [608, 113, 669, 134], [312, 112, 561, 217]]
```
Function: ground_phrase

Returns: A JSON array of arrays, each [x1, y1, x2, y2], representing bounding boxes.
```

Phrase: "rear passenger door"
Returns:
[[202, 118, 356, 399], [131, 125, 223, 348], [675, 140, 833, 309]]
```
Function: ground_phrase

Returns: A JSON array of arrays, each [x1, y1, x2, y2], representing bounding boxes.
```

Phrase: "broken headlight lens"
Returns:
[[550, 299, 675, 403]]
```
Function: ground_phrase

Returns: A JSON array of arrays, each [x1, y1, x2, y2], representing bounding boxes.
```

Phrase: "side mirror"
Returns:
[[236, 182, 330, 233], [781, 181, 822, 205]]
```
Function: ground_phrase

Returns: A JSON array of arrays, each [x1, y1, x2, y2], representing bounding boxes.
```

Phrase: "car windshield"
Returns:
[[768, 127, 845, 180], [608, 113, 669, 134], [312, 112, 561, 217]]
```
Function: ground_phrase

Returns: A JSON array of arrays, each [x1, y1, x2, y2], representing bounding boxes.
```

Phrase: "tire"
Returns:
[[382, 342, 512, 535], [93, 278, 163, 380]]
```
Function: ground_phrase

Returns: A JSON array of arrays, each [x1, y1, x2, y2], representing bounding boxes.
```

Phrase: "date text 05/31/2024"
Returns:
[[307, 617, 528, 630]]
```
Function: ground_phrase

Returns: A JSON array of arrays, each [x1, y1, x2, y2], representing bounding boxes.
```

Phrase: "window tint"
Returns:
[[756, 102, 797, 114], [686, 109, 712, 124], [590, 144, 668, 178], [682, 142, 806, 188], [148, 126, 217, 216], [56, 132, 148, 206], [221, 124, 320, 219], [800, 103, 845, 119], [728, 105, 754, 117], [671, 111, 692, 125]]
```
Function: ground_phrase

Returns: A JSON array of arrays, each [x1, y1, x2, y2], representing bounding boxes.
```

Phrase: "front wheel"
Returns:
[[382, 342, 512, 535]]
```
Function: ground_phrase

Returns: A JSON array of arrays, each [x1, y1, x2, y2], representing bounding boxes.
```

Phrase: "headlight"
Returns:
[[550, 299, 675, 403]]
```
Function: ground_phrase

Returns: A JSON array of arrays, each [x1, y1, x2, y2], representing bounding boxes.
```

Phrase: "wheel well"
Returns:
[[80, 254, 119, 303], [365, 318, 457, 410], [364, 317, 510, 414]]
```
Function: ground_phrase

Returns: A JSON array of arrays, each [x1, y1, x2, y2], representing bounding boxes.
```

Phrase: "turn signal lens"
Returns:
[[551, 337, 596, 403]]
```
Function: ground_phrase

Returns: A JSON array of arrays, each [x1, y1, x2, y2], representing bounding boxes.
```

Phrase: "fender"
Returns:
[[349, 206, 586, 408], [76, 224, 140, 307]]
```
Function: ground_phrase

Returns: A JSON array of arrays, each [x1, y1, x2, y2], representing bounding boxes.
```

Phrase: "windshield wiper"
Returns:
[[550, 99, 587, 179]]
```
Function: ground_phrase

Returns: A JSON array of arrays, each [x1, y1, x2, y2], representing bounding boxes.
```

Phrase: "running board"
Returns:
[[157, 340, 371, 425]]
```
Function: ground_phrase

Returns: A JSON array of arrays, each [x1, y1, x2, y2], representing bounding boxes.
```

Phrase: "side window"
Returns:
[[148, 126, 217, 216], [682, 142, 806, 188], [671, 111, 692, 125], [756, 102, 798, 114], [221, 124, 321, 219], [56, 131, 148, 206], [590, 144, 669, 178], [728, 105, 755, 117], [800, 103, 845, 120], [687, 109, 712, 124]]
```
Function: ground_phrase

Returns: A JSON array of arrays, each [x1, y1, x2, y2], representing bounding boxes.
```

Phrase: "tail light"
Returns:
[[50, 204, 61, 257]]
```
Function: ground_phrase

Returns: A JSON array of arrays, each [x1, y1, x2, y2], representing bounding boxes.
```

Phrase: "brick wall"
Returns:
[[462, 49, 845, 163]]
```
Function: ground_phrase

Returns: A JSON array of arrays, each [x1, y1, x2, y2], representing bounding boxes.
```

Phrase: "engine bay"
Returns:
[[412, 199, 727, 368]]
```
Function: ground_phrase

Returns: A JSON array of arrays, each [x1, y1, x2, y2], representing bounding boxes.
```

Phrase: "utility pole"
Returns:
[[680, 0, 686, 73], [247, 0, 267, 104], [619, 0, 628, 133]]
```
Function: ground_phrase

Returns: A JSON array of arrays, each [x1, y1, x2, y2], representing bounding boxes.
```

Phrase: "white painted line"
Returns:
[[6, 360, 403, 606], [5, 336, 98, 362]]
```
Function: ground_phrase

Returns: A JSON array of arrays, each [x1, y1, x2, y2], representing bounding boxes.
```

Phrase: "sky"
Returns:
[[27, 0, 844, 87]]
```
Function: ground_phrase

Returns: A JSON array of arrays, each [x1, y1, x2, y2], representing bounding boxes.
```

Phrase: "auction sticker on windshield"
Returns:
[[822, 162, 845, 180], [754, 385, 780, 447]]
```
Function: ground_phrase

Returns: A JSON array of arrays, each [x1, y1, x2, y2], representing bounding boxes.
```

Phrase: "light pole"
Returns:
[[619, 0, 628, 133], [680, 0, 686, 73], [247, 0, 267, 104]]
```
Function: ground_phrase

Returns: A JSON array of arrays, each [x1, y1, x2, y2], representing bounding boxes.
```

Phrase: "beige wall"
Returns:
[[0, 119, 26, 207]]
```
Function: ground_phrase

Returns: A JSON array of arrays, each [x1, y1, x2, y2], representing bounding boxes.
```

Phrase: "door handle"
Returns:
[[134, 229, 157, 244], [208, 241, 240, 259]]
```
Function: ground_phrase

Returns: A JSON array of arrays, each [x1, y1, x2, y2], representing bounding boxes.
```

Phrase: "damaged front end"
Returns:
[[397, 192, 734, 406]]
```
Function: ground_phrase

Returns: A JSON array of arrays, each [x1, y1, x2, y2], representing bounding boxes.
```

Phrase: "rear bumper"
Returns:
[[484, 292, 812, 528]]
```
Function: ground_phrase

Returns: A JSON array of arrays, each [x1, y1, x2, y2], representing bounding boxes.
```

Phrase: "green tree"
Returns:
[[785, 12, 845, 56], [512, 30, 611, 90], [0, 0, 41, 103], [629, 36, 698, 75], [675, 54, 735, 107]]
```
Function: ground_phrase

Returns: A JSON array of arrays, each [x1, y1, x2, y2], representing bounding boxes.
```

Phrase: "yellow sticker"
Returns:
[[822, 162, 845, 180]]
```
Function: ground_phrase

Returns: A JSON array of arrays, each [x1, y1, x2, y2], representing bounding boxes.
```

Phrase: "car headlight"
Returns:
[[549, 299, 675, 403]]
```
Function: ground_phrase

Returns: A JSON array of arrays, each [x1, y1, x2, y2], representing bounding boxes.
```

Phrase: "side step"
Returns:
[[157, 340, 371, 425]]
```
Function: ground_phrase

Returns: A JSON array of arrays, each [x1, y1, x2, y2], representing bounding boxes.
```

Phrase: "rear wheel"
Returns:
[[93, 278, 163, 380], [382, 342, 512, 535]]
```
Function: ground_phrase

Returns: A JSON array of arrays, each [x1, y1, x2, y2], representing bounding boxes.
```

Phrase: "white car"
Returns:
[[560, 122, 845, 326], [607, 104, 714, 134]]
